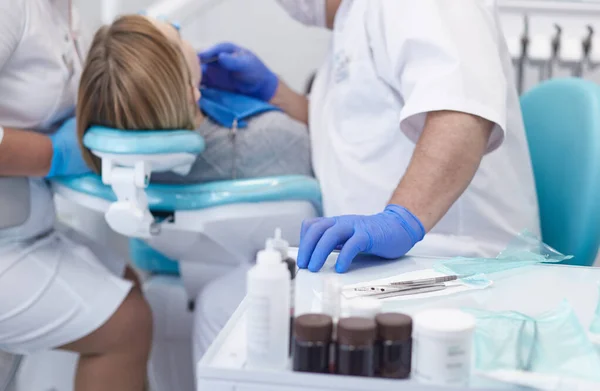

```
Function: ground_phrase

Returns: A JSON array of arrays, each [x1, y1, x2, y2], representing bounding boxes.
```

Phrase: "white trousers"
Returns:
[[0, 225, 132, 354]]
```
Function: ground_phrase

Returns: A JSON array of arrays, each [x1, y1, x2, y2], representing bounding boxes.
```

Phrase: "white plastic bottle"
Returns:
[[246, 247, 291, 370], [266, 229, 296, 317]]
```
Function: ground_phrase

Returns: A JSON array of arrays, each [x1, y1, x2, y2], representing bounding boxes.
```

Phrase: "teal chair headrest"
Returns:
[[83, 126, 205, 155], [521, 78, 600, 266]]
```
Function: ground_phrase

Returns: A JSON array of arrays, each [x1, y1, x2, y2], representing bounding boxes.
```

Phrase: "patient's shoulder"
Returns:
[[247, 110, 307, 133]]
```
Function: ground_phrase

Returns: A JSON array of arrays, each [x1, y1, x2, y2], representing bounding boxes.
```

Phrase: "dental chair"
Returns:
[[27, 90, 322, 391], [521, 78, 600, 267]]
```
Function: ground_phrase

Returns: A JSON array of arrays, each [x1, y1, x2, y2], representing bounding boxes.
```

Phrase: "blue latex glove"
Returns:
[[198, 43, 279, 102], [298, 205, 426, 273], [46, 117, 91, 178]]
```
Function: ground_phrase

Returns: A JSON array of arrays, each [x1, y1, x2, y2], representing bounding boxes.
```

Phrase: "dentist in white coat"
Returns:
[[194, 0, 540, 359], [0, 1, 151, 390]]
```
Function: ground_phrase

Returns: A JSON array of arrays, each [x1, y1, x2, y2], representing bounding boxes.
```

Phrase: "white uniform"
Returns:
[[195, 0, 541, 361], [0, 0, 132, 354], [309, 0, 540, 258]]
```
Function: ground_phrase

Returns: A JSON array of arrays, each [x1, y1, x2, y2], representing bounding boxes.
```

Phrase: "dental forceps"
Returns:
[[201, 56, 220, 64], [355, 284, 449, 299], [353, 275, 459, 299]]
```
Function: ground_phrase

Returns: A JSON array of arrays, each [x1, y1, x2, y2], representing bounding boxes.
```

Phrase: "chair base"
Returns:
[[145, 276, 195, 391]]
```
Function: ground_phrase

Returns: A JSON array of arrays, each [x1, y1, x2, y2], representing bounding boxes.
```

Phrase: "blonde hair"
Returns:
[[77, 15, 197, 172]]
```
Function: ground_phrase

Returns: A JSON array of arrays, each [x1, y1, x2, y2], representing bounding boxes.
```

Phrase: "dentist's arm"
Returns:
[[297, 110, 493, 273], [199, 43, 309, 124], [0, 6, 89, 178], [0, 127, 53, 176], [389, 110, 493, 231], [0, 5, 57, 177], [269, 80, 309, 125], [0, 118, 91, 178]]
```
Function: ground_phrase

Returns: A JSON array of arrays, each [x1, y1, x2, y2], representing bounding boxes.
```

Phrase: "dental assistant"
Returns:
[[200, 0, 540, 272], [0, 1, 151, 390]]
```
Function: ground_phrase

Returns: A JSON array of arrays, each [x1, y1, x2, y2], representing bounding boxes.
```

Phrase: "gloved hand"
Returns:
[[297, 205, 426, 273], [46, 117, 91, 178], [198, 42, 279, 102]]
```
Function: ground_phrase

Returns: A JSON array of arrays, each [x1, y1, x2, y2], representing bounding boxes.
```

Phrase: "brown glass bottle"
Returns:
[[292, 314, 333, 373], [375, 313, 412, 379], [285, 256, 296, 356], [336, 317, 377, 377]]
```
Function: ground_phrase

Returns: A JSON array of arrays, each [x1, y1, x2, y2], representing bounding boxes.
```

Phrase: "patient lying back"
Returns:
[[76, 15, 311, 182], [153, 108, 311, 183]]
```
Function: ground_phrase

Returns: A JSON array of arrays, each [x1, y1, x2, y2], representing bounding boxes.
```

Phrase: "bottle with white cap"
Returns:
[[265, 228, 296, 356], [246, 246, 291, 370]]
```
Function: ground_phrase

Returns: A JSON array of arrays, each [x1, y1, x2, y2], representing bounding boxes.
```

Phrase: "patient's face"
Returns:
[[149, 18, 202, 88]]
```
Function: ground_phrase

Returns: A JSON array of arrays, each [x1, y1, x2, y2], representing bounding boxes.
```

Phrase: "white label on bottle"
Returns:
[[247, 296, 270, 358], [246, 271, 290, 370], [412, 335, 472, 386]]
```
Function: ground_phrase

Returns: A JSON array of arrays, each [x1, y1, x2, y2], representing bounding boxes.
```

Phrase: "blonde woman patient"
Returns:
[[77, 15, 311, 182], [76, 13, 312, 376]]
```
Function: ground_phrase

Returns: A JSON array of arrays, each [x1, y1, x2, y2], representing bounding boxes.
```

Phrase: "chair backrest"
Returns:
[[520, 78, 600, 266]]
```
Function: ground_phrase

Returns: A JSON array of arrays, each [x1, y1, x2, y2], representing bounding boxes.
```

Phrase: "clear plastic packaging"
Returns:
[[434, 230, 572, 277], [589, 283, 600, 335], [348, 298, 382, 319], [322, 276, 342, 321], [464, 301, 600, 382]]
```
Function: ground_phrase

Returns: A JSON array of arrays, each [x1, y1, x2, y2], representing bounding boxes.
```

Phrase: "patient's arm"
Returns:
[[270, 80, 309, 126], [0, 127, 53, 176]]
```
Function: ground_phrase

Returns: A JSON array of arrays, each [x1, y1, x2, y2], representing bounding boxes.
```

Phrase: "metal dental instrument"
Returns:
[[576, 25, 595, 77], [353, 275, 460, 293], [389, 275, 459, 286], [360, 284, 449, 299], [201, 51, 242, 65], [545, 24, 563, 81], [517, 15, 529, 95], [201, 55, 220, 64]]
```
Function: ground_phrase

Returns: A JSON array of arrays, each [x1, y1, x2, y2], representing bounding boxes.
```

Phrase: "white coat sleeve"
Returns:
[[368, 0, 509, 152], [0, 2, 26, 71]]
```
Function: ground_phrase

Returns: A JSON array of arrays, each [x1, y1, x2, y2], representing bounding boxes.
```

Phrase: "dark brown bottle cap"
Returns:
[[337, 317, 377, 347], [294, 314, 333, 343], [375, 313, 412, 341]]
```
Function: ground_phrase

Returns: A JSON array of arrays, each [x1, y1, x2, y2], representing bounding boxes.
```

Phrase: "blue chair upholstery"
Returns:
[[56, 174, 321, 274], [520, 78, 600, 266], [54, 174, 322, 214], [130, 239, 180, 275], [83, 127, 205, 155]]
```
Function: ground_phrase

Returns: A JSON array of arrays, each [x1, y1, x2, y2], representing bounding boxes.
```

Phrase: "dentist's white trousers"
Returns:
[[0, 225, 132, 354]]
